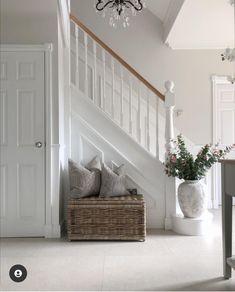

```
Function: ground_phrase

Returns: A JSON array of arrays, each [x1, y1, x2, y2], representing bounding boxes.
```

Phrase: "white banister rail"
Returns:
[[70, 15, 165, 101], [70, 15, 176, 162]]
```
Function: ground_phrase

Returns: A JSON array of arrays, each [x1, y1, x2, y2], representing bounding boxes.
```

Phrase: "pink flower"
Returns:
[[170, 154, 177, 162]]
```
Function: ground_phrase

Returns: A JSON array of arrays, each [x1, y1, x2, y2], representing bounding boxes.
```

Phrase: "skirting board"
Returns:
[[165, 217, 173, 230], [44, 224, 61, 238]]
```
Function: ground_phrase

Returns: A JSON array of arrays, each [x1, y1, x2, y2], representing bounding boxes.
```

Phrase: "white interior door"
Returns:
[[0, 51, 45, 237], [213, 78, 235, 206]]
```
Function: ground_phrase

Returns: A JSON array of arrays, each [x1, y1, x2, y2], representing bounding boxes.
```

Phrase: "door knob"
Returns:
[[35, 141, 43, 148]]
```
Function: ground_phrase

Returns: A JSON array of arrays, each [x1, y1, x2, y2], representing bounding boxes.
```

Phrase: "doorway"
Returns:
[[212, 76, 235, 207], [0, 50, 45, 237]]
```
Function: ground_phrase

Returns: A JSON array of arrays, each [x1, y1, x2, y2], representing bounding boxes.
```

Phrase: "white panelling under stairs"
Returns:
[[71, 86, 165, 228]]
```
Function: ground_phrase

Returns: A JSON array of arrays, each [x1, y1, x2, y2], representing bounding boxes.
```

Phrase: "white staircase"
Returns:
[[69, 15, 177, 229]]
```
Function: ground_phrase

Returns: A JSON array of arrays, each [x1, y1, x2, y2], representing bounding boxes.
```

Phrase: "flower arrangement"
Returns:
[[165, 135, 232, 181]]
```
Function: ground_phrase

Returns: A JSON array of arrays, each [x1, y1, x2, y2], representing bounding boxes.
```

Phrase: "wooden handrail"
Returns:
[[70, 14, 165, 101]]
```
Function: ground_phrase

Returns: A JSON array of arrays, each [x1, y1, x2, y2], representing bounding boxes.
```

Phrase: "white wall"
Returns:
[[57, 2, 71, 228], [58, 16, 66, 229], [71, 0, 232, 145], [0, 0, 59, 144]]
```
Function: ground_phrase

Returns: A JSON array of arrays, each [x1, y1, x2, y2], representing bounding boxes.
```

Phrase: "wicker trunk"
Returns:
[[67, 194, 146, 241]]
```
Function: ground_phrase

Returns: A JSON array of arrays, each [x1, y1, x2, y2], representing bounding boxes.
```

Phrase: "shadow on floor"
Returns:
[[153, 277, 235, 291]]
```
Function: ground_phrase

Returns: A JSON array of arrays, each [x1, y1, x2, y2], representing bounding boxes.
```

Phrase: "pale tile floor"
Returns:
[[0, 209, 235, 291]]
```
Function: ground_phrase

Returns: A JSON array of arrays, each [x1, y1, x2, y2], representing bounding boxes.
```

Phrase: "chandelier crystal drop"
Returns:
[[95, 0, 147, 28]]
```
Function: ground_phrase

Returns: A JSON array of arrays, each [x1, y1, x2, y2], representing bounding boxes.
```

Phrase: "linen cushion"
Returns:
[[69, 156, 101, 198], [99, 164, 130, 197]]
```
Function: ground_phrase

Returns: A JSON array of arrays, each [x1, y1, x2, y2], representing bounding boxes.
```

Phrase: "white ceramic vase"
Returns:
[[178, 180, 207, 218]]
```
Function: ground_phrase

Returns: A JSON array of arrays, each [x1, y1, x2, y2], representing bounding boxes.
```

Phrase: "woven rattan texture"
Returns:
[[67, 195, 146, 241]]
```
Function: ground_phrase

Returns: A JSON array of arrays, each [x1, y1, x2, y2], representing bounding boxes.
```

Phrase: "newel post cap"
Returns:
[[165, 80, 175, 93], [164, 80, 175, 107]]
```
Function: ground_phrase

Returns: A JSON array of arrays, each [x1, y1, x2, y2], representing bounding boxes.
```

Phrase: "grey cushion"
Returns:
[[86, 156, 102, 171], [69, 156, 101, 198], [99, 164, 130, 197]]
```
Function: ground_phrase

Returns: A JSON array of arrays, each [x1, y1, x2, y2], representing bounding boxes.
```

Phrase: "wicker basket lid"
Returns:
[[68, 194, 144, 205]]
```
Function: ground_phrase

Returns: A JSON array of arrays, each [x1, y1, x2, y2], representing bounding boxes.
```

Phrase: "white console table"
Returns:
[[220, 159, 235, 279]]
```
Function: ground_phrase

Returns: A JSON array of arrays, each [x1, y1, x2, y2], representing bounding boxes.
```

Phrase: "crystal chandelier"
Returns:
[[221, 0, 235, 83], [95, 0, 147, 28]]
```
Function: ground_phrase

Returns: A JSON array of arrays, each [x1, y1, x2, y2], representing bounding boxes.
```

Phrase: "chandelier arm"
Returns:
[[124, 0, 143, 11], [96, 0, 116, 11]]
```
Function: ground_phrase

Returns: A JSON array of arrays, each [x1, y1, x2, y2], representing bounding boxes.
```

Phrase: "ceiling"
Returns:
[[1, 0, 233, 50], [165, 0, 234, 49], [147, 0, 173, 22], [0, 0, 56, 17]]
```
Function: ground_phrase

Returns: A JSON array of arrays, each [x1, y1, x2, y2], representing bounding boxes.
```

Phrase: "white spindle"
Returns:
[[93, 41, 97, 103], [98, 75, 102, 109], [164, 80, 175, 160], [129, 76, 133, 135], [120, 67, 124, 127], [102, 49, 106, 110], [111, 57, 115, 119], [146, 90, 150, 151], [75, 25, 79, 89], [84, 32, 88, 95], [137, 83, 141, 143], [155, 94, 159, 158]]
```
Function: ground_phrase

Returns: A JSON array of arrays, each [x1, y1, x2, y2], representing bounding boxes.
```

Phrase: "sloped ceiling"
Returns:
[[147, 0, 234, 50], [147, 0, 173, 22], [1, 0, 233, 50], [165, 0, 234, 49]]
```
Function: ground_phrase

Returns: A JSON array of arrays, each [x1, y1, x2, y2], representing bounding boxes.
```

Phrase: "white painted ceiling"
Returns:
[[166, 0, 234, 49], [147, 0, 172, 22], [0, 0, 56, 16], [1, 0, 233, 50]]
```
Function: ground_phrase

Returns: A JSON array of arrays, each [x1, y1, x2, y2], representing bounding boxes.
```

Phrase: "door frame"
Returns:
[[0, 44, 60, 238], [212, 75, 233, 208]]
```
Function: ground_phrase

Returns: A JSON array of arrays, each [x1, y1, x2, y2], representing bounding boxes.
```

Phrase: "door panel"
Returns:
[[214, 82, 235, 206], [0, 51, 45, 237], [17, 164, 37, 218], [17, 90, 36, 146], [220, 110, 234, 145], [0, 165, 7, 218], [0, 90, 7, 146]]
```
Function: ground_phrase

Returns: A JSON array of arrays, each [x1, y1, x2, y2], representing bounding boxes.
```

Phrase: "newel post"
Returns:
[[165, 80, 175, 157], [164, 80, 177, 230]]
